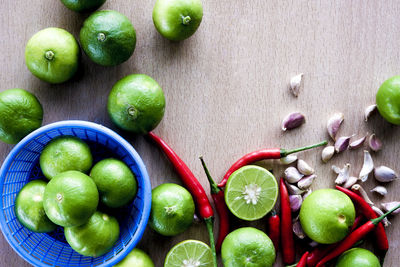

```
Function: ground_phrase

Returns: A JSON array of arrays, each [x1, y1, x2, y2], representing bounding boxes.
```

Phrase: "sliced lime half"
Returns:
[[225, 165, 278, 221], [164, 240, 214, 267]]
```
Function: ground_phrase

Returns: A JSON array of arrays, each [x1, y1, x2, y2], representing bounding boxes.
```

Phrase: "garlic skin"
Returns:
[[359, 150, 374, 182], [289, 73, 304, 97], [349, 136, 366, 150], [282, 112, 306, 131], [364, 104, 377, 122], [381, 202, 400, 215], [285, 181, 305, 195], [297, 159, 315, 175], [284, 167, 304, 183], [321, 146, 335, 163], [292, 219, 306, 239], [374, 166, 398, 183], [351, 184, 374, 206], [372, 206, 391, 227], [343, 176, 358, 189], [332, 163, 350, 184], [327, 113, 344, 141], [370, 186, 388, 196], [368, 134, 383, 152], [280, 155, 298, 165], [302, 189, 312, 200], [297, 174, 316, 190], [334, 135, 352, 153], [289, 195, 303, 212]]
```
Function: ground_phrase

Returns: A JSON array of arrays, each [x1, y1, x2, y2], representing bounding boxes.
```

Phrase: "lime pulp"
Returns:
[[164, 240, 214, 267]]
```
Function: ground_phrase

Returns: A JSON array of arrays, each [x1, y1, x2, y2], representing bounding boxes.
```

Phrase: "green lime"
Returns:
[[65, 211, 119, 257], [90, 158, 137, 208], [224, 165, 278, 221], [221, 227, 276, 267], [43, 171, 99, 227], [113, 248, 155, 267], [107, 74, 165, 134], [164, 240, 213, 267], [336, 248, 380, 267], [149, 183, 195, 236], [60, 0, 106, 12], [25, 27, 80, 84], [0, 89, 43, 144], [299, 189, 355, 244], [153, 0, 203, 41], [80, 10, 136, 66], [40, 136, 93, 180], [15, 180, 57, 233], [376, 76, 400, 125]]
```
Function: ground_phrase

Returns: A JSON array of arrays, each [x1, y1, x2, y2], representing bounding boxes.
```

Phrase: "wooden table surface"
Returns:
[[1, 0, 400, 266]]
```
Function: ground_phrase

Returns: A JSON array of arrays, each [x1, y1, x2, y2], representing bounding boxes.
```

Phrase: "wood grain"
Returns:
[[1, 0, 400, 266]]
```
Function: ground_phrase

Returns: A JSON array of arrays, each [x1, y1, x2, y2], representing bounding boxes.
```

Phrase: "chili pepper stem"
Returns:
[[200, 156, 221, 194], [281, 140, 327, 156], [205, 217, 217, 267], [371, 203, 400, 224]]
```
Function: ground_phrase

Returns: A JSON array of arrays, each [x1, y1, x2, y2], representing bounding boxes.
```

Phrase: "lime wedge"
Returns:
[[164, 240, 214, 267], [225, 165, 278, 221]]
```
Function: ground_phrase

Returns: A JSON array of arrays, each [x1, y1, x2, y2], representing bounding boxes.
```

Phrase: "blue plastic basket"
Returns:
[[0, 120, 151, 267]]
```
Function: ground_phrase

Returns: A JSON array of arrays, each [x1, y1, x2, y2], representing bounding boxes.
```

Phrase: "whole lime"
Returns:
[[40, 136, 93, 180], [43, 171, 99, 227], [113, 248, 155, 267], [336, 248, 380, 267], [60, 0, 106, 12], [90, 158, 137, 208], [153, 0, 203, 41], [376, 76, 400, 125], [0, 89, 43, 144], [80, 10, 136, 66], [15, 180, 57, 233], [107, 74, 165, 134], [65, 211, 119, 257], [25, 27, 80, 84], [149, 183, 195, 236], [221, 227, 276, 267], [299, 189, 355, 244]]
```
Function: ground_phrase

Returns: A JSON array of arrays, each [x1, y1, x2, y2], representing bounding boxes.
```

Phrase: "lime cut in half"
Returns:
[[164, 240, 214, 267], [225, 165, 278, 221]]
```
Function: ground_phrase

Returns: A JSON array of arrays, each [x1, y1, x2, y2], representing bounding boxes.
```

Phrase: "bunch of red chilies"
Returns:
[[147, 132, 395, 267]]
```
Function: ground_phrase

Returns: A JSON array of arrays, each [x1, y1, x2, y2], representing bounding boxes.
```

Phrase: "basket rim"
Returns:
[[0, 120, 151, 267]]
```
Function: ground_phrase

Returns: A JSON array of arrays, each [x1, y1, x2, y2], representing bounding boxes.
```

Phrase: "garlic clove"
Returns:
[[333, 163, 350, 184], [343, 176, 358, 189], [351, 184, 374, 206], [302, 189, 312, 200], [285, 181, 305, 195], [279, 155, 298, 165], [349, 136, 366, 150], [284, 167, 304, 183], [364, 104, 377, 122], [327, 113, 344, 141], [282, 112, 306, 131], [334, 135, 353, 153], [359, 150, 374, 182], [297, 159, 315, 175], [289, 195, 303, 212], [372, 206, 391, 227], [292, 219, 306, 239], [381, 202, 400, 215], [289, 73, 304, 97], [321, 146, 335, 163], [368, 134, 383, 152], [370, 186, 388, 196], [297, 174, 316, 190], [374, 166, 398, 183]]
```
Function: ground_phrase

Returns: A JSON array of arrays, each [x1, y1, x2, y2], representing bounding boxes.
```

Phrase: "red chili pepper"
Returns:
[[280, 178, 295, 265], [336, 186, 388, 252], [217, 141, 327, 187], [306, 214, 364, 267], [148, 132, 217, 267], [296, 251, 309, 267], [316, 203, 400, 267], [199, 156, 230, 253], [267, 210, 280, 251]]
